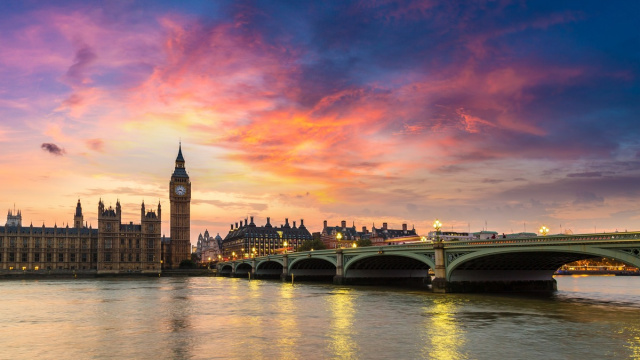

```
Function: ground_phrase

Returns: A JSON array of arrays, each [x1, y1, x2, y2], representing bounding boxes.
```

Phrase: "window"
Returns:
[[58, 253, 64, 262], [147, 253, 154, 262], [82, 239, 88, 249], [120, 239, 125, 246], [70, 253, 76, 262], [120, 253, 125, 262], [47, 239, 53, 248], [35, 239, 41, 248], [22, 239, 28, 248], [128, 239, 132, 248], [105, 253, 111, 262], [105, 239, 112, 249], [34, 253, 40, 262], [9, 252, 15, 262], [46, 253, 52, 262], [128, 253, 132, 262], [58, 240, 64, 249], [136, 254, 140, 262], [21, 252, 27, 262], [70, 240, 75, 249], [147, 240, 154, 249], [136, 239, 140, 249], [82, 253, 87, 262], [10, 238, 16, 248]]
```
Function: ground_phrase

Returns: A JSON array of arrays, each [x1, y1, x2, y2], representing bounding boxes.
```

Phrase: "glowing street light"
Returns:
[[433, 219, 443, 242], [352, 243, 357, 248], [283, 241, 288, 254], [336, 232, 343, 241], [539, 226, 549, 236]]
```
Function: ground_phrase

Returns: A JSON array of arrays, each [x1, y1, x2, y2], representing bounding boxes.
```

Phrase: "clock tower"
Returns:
[[169, 143, 191, 269]]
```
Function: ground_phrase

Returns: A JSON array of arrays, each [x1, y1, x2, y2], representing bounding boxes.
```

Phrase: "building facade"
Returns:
[[221, 217, 312, 259], [196, 230, 223, 263], [0, 200, 161, 273]]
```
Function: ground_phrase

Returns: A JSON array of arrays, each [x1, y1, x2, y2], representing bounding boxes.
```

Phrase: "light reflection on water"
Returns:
[[1, 276, 639, 359]]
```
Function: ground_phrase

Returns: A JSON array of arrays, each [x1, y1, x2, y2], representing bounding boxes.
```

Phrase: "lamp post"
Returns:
[[433, 219, 443, 242], [336, 232, 343, 248], [283, 241, 288, 254], [539, 226, 549, 236]]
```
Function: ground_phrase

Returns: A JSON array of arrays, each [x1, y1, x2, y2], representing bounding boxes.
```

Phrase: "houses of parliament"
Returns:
[[0, 144, 191, 273]]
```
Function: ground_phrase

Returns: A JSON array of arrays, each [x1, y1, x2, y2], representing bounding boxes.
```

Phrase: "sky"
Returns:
[[0, 0, 639, 243]]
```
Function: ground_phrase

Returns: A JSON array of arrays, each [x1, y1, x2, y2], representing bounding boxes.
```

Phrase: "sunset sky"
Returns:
[[1, 1, 639, 243]]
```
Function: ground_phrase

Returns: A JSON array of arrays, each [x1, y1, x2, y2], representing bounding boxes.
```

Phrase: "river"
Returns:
[[1, 275, 639, 359]]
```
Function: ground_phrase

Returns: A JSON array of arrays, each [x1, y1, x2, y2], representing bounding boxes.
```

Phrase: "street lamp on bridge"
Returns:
[[433, 219, 443, 242], [539, 226, 549, 236]]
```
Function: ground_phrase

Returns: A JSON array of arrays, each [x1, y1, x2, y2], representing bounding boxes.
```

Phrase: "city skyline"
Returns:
[[1, 1, 639, 243]]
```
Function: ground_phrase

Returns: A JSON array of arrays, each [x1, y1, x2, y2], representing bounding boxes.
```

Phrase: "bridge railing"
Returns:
[[443, 231, 640, 248]]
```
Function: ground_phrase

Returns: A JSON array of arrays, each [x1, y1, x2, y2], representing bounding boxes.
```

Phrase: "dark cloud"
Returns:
[[567, 172, 602, 178], [66, 43, 97, 85], [41, 143, 65, 156], [573, 191, 604, 205]]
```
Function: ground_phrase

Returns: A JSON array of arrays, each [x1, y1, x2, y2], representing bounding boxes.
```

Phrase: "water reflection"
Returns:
[[327, 288, 359, 359], [423, 298, 467, 360], [274, 284, 300, 360]]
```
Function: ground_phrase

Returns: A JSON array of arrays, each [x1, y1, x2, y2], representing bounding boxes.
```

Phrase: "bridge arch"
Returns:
[[446, 246, 640, 282], [255, 260, 284, 278], [288, 256, 336, 280], [341, 253, 433, 286], [344, 253, 435, 273], [219, 264, 233, 276]]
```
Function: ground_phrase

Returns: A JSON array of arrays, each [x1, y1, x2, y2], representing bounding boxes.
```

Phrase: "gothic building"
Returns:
[[221, 217, 312, 259], [0, 199, 160, 273], [1, 142, 191, 273], [196, 230, 223, 262]]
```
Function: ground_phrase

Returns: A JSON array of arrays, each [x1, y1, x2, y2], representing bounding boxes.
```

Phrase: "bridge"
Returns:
[[216, 231, 640, 292]]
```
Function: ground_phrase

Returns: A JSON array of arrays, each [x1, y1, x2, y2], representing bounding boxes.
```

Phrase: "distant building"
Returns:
[[320, 220, 369, 249], [196, 230, 222, 262], [221, 217, 312, 259], [370, 222, 418, 245], [427, 231, 473, 241]]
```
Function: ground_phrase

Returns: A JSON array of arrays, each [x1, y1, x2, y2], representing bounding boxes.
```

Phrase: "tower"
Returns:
[[169, 143, 191, 268], [74, 199, 83, 229]]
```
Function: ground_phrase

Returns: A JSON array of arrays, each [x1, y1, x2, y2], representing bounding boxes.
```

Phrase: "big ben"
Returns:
[[169, 143, 191, 268]]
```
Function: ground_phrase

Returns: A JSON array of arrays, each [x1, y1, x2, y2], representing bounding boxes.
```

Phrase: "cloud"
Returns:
[[86, 138, 104, 152], [573, 191, 604, 205], [41, 143, 65, 156]]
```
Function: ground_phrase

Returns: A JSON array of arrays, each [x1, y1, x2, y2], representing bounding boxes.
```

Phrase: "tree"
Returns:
[[179, 259, 197, 269], [298, 238, 327, 252], [355, 238, 372, 247]]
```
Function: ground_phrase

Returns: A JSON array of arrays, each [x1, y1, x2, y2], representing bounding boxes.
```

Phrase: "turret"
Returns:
[[141, 200, 145, 220], [74, 199, 83, 229]]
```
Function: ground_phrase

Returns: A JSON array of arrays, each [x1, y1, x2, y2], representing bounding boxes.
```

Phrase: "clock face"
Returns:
[[175, 185, 186, 196]]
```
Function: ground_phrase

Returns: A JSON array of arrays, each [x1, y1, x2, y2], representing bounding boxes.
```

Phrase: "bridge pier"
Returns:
[[333, 249, 344, 285], [280, 254, 289, 282], [432, 242, 448, 293]]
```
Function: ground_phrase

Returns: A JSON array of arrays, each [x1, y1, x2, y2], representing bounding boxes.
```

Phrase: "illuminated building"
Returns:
[[221, 217, 311, 258]]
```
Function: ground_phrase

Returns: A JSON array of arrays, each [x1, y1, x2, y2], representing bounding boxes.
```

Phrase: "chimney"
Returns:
[[341, 220, 346, 228], [323, 220, 327, 228], [383, 222, 388, 230], [293, 221, 297, 228], [235, 222, 238, 229], [250, 216, 254, 225], [230, 224, 233, 230], [244, 219, 248, 227], [267, 217, 271, 226], [285, 218, 289, 227], [300, 219, 305, 227], [402, 223, 407, 231], [362, 226, 368, 233]]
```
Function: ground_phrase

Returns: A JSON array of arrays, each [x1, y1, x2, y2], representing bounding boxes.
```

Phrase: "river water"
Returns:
[[1, 276, 639, 359]]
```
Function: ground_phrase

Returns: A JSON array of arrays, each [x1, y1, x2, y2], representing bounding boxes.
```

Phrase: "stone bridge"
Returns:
[[217, 231, 640, 292]]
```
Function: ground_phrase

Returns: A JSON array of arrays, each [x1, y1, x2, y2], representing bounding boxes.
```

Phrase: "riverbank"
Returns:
[[0, 268, 216, 279], [554, 270, 639, 276]]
